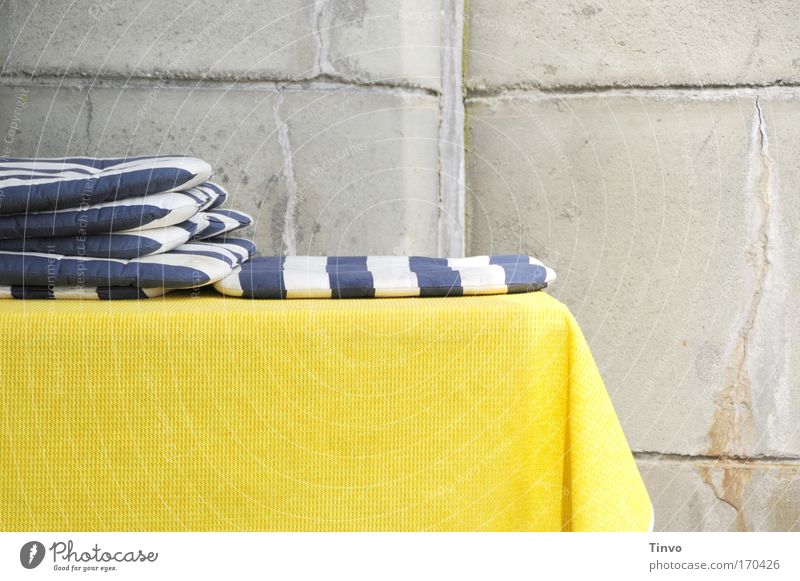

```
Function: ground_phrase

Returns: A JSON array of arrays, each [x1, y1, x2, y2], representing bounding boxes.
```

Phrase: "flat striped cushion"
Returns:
[[213, 255, 556, 299], [0, 190, 208, 239], [193, 209, 253, 240], [0, 156, 211, 214], [0, 214, 209, 258], [0, 238, 256, 289], [0, 285, 172, 300]]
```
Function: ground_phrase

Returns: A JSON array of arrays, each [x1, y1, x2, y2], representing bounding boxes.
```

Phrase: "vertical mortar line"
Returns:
[[438, 0, 466, 257]]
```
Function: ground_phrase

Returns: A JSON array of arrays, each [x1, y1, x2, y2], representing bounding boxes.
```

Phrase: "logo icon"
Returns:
[[20, 541, 45, 569]]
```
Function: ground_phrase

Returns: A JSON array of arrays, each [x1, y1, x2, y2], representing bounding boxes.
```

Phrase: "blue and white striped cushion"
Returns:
[[213, 255, 556, 299], [0, 238, 256, 289], [0, 285, 172, 300], [192, 209, 253, 240], [0, 190, 205, 239], [0, 214, 209, 258], [183, 181, 227, 212], [0, 156, 211, 214]]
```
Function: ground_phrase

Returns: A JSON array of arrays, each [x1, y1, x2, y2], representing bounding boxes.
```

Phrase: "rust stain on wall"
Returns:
[[696, 463, 753, 531], [707, 339, 754, 458]]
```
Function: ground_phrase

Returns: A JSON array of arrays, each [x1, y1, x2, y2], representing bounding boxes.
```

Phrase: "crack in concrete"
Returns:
[[273, 92, 300, 255], [707, 96, 772, 460], [312, 0, 337, 77], [695, 96, 774, 530]]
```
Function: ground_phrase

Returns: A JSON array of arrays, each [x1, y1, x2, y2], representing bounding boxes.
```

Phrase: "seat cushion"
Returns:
[[0, 214, 209, 258], [0, 190, 205, 239], [214, 255, 556, 299], [0, 156, 211, 214], [0, 285, 172, 300], [0, 238, 256, 289]]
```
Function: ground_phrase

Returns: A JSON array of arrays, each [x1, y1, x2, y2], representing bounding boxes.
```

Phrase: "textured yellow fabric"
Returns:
[[0, 291, 651, 531]]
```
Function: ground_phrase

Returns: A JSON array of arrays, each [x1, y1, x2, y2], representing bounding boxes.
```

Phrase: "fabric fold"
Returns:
[[560, 307, 654, 531], [192, 208, 253, 240]]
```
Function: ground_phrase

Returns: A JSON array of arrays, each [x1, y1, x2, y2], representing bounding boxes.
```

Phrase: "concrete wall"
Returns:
[[465, 0, 800, 531], [0, 0, 453, 256], [2, 0, 798, 530]]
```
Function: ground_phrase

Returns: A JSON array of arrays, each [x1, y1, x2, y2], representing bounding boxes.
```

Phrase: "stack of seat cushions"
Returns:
[[214, 255, 556, 299], [0, 156, 255, 298], [1, 156, 557, 300]]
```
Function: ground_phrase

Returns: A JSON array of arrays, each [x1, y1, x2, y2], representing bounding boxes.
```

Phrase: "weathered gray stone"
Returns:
[[325, 0, 442, 90], [0, 81, 440, 255], [740, 461, 800, 531], [638, 457, 800, 531], [466, 0, 800, 90], [272, 86, 441, 255], [0, 1, 11, 70], [637, 457, 738, 531], [0, 0, 441, 90], [2, 0, 441, 89], [2, 0, 316, 81], [466, 93, 779, 456]]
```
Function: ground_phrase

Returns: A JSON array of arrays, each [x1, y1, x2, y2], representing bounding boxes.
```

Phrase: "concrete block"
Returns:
[[466, 93, 785, 456], [2, 0, 315, 81], [325, 0, 442, 90], [272, 87, 441, 256], [638, 457, 800, 531], [1, 0, 441, 90], [0, 81, 440, 255], [466, 0, 800, 90], [637, 458, 738, 531]]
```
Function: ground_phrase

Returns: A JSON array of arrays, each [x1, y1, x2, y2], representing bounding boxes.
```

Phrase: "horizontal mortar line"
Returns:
[[634, 451, 800, 466], [0, 73, 440, 98], [465, 83, 800, 103]]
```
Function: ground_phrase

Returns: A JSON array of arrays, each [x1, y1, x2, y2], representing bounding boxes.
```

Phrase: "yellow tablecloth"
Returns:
[[0, 291, 651, 531]]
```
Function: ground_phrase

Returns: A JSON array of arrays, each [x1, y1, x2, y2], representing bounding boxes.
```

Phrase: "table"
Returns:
[[0, 291, 652, 531]]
